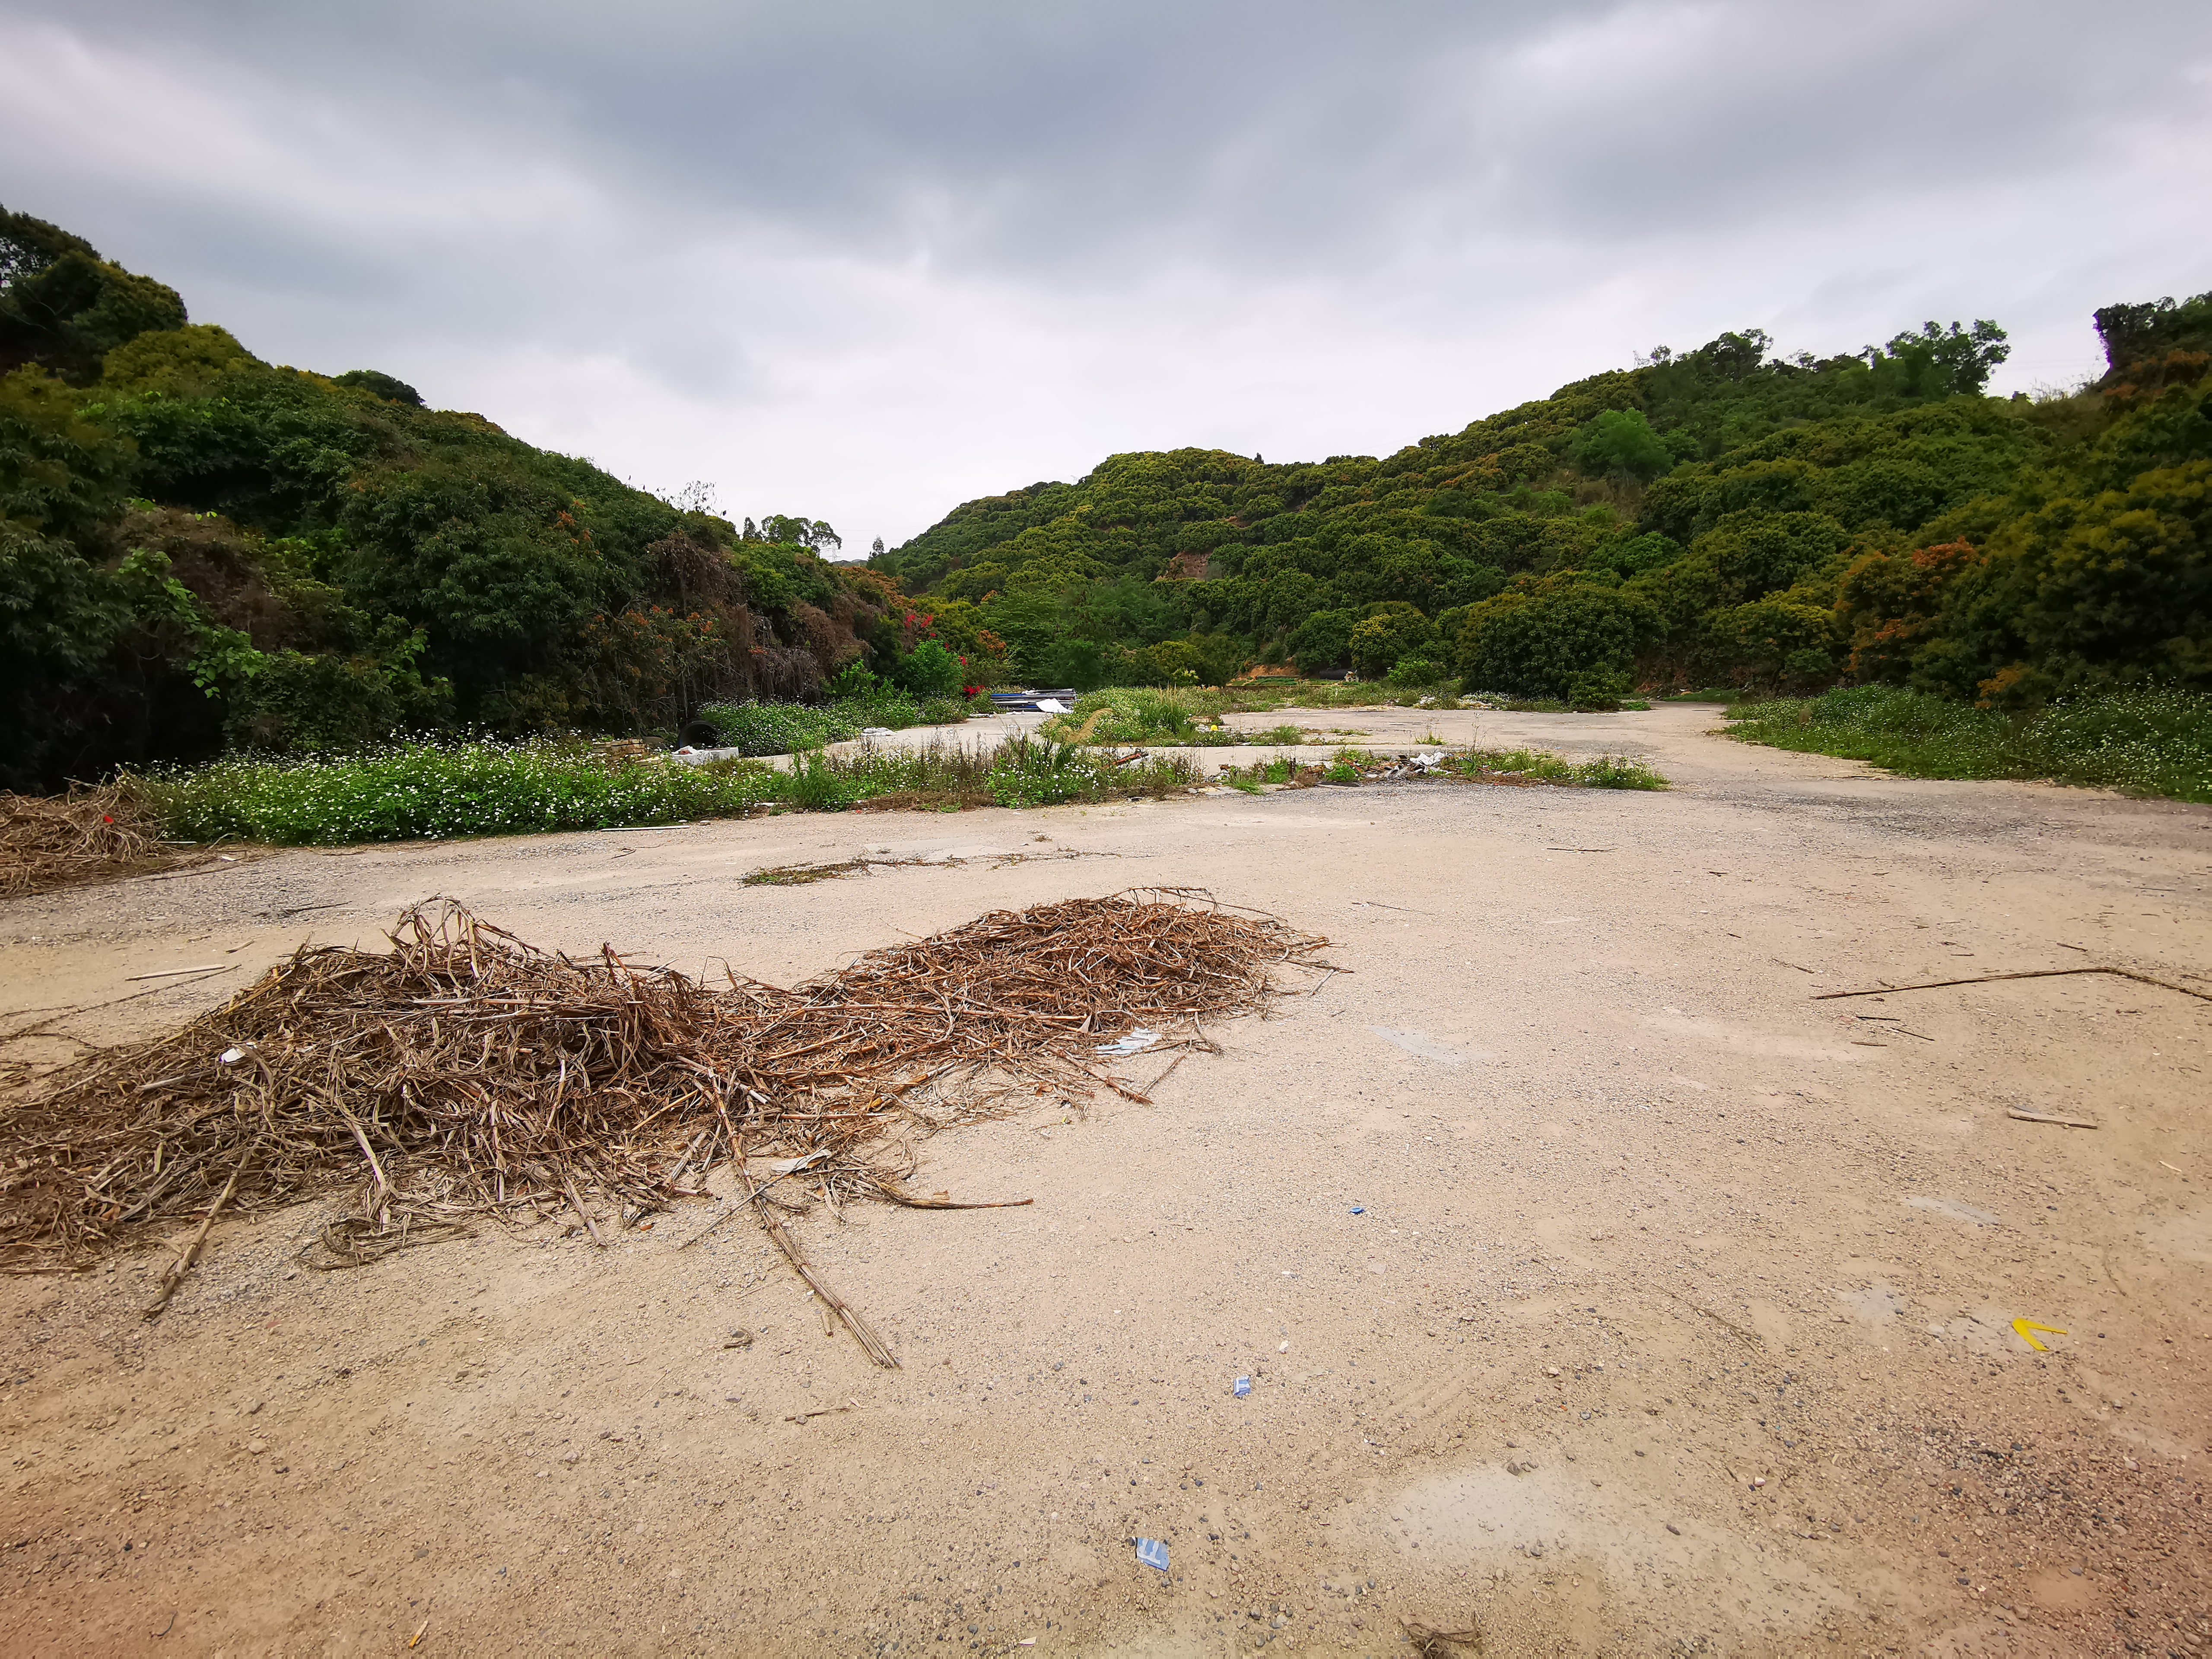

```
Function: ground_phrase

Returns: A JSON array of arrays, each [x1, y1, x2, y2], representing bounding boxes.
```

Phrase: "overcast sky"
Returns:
[[5, 1, 2210, 550]]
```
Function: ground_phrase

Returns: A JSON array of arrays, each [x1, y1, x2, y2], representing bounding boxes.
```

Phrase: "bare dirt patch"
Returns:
[[1, 705, 2206, 1656]]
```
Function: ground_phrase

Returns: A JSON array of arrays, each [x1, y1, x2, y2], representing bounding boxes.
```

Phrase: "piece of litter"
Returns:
[[219, 1047, 245, 1064], [2012, 1318, 2068, 1352], [766, 1151, 833, 1175], [1278, 1341, 1289, 1353], [1349, 1206, 1366, 1215], [1096, 1028, 1161, 1057], [1135, 1537, 1170, 1572], [1232, 1376, 1251, 1398]]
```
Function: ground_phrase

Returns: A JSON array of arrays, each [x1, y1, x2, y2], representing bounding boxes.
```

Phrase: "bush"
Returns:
[[696, 701, 858, 755], [893, 639, 966, 698], [1457, 580, 1657, 698], [695, 686, 966, 755], [1038, 687, 1200, 745], [1565, 670, 1632, 711], [985, 734, 1196, 807], [1386, 657, 1445, 688]]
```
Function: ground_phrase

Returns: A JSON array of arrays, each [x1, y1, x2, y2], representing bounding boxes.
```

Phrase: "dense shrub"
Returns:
[[1456, 579, 1656, 699]]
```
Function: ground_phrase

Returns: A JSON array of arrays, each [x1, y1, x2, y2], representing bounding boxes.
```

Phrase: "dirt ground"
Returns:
[[2, 702, 2208, 1658]]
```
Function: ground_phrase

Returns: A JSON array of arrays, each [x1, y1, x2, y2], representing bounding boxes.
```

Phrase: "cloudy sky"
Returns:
[[5, 1, 2210, 550]]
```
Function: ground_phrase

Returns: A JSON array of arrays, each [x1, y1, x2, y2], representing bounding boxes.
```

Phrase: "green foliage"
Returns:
[[1456, 578, 1656, 699], [144, 741, 781, 844], [985, 733, 1196, 807], [1348, 603, 1438, 678], [1571, 410, 1673, 481], [1, 206, 188, 385], [1726, 684, 2212, 802], [1038, 687, 1199, 745], [1385, 656, 1445, 688], [331, 369, 423, 407], [694, 683, 973, 756], [2093, 291, 2212, 378], [893, 638, 965, 697], [0, 211, 907, 788]]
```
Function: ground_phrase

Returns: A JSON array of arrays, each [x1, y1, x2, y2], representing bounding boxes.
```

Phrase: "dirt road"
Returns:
[[2, 704, 2207, 1656]]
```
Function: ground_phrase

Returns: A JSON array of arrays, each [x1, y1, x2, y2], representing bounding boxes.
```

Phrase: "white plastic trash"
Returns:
[[1096, 1028, 1160, 1056], [1034, 698, 1069, 713]]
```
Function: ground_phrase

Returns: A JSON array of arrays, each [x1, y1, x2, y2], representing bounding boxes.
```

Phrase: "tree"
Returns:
[[1570, 410, 1673, 481], [1874, 320, 2010, 396], [334, 369, 423, 407], [0, 206, 187, 383]]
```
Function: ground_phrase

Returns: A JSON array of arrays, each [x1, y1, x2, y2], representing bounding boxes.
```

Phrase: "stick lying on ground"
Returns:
[[0, 891, 1328, 1354], [2007, 1108, 2101, 1129], [1814, 966, 2211, 1004]]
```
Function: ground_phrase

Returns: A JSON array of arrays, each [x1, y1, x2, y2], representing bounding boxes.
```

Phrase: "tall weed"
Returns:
[[1726, 685, 2212, 802]]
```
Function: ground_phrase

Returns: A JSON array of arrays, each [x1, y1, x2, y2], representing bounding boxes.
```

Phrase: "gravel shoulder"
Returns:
[[2, 704, 2208, 1656]]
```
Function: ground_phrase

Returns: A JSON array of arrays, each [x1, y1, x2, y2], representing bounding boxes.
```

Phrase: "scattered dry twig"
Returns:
[[1815, 966, 2211, 1004], [0, 891, 1326, 1359], [2008, 1108, 2101, 1130], [0, 782, 179, 899]]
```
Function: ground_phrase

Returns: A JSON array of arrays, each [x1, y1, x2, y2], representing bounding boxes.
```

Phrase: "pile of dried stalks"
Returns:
[[0, 781, 173, 899], [0, 892, 1327, 1347]]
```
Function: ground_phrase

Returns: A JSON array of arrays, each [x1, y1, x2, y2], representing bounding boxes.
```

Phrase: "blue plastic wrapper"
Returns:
[[1135, 1537, 1170, 1572], [1232, 1375, 1252, 1398], [1350, 1205, 1366, 1215]]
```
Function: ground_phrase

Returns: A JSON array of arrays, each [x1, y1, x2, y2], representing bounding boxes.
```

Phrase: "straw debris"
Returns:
[[0, 781, 179, 899], [0, 892, 1328, 1346]]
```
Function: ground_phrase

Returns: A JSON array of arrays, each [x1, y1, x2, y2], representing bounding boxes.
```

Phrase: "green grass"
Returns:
[[1432, 747, 1668, 789], [1724, 685, 2212, 803], [694, 692, 976, 756], [1213, 744, 1666, 791], [142, 730, 1205, 846]]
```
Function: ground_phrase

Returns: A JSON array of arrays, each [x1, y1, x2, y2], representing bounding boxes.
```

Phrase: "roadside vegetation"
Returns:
[[1215, 744, 1665, 791], [1725, 685, 2212, 803], [140, 733, 1201, 845]]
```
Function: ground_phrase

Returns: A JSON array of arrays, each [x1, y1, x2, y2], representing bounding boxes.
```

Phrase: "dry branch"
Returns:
[[1813, 966, 2211, 1004], [0, 891, 1326, 1357], [0, 782, 177, 899]]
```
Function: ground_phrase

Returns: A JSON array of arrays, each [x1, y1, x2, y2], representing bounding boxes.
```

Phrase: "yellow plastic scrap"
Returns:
[[2012, 1318, 2068, 1352]]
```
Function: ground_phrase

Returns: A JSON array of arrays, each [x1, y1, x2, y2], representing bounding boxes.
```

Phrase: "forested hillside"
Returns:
[[5, 196, 2207, 795], [877, 299, 2211, 708], [1, 208, 911, 792]]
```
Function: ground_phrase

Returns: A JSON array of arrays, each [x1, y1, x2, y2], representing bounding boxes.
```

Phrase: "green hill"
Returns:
[[2, 207, 898, 792], [876, 308, 2209, 709]]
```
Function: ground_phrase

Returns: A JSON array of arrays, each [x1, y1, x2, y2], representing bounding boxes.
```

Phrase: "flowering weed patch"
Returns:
[[144, 742, 780, 845]]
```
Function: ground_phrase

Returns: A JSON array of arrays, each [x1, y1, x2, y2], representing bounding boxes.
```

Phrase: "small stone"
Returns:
[[245, 1401, 264, 1416], [246, 1439, 268, 1455]]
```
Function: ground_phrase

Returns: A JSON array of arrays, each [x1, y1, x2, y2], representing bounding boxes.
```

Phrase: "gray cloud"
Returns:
[[4, 0, 2210, 543]]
